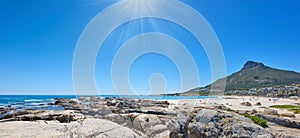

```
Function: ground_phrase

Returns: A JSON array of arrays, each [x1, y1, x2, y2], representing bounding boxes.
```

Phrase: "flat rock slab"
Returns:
[[0, 119, 142, 138]]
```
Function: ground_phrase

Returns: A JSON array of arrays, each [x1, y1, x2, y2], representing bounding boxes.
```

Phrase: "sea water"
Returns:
[[0, 95, 213, 110]]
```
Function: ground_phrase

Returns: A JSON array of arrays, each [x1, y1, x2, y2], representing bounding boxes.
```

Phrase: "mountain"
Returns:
[[185, 61, 300, 94]]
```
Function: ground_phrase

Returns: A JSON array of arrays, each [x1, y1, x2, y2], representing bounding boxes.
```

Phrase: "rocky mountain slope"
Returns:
[[187, 61, 300, 93]]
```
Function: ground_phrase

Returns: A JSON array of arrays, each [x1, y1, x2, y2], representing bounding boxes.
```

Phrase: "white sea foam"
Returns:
[[24, 99, 43, 102]]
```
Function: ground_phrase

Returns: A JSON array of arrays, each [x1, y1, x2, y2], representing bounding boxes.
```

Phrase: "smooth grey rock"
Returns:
[[256, 113, 300, 129], [188, 122, 208, 138], [232, 114, 252, 123], [103, 114, 126, 125], [147, 124, 168, 137], [133, 114, 162, 134], [196, 109, 219, 124], [87, 108, 112, 117], [241, 102, 252, 106], [280, 112, 296, 118], [0, 118, 141, 138], [187, 111, 273, 138], [228, 122, 274, 138], [275, 132, 300, 138], [2, 110, 85, 123], [264, 108, 278, 115], [167, 119, 181, 132], [177, 112, 188, 134]]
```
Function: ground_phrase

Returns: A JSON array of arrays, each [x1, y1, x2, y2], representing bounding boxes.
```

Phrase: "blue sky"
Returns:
[[0, 0, 299, 95]]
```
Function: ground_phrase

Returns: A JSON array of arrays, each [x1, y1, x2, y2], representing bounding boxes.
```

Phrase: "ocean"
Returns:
[[0, 95, 212, 111]]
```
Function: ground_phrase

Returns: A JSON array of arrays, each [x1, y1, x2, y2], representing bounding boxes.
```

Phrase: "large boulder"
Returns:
[[188, 122, 212, 138], [256, 113, 300, 129], [183, 110, 273, 138], [2, 110, 85, 123], [103, 114, 126, 125], [241, 102, 252, 106], [177, 112, 189, 134], [264, 108, 278, 115], [86, 108, 112, 117], [167, 119, 180, 133], [0, 118, 141, 138], [227, 122, 274, 138], [196, 109, 219, 124], [167, 112, 190, 137], [255, 102, 262, 106], [107, 99, 118, 106], [188, 117, 273, 138], [279, 112, 296, 118], [133, 114, 166, 136], [0, 110, 34, 120], [275, 132, 300, 138], [54, 98, 77, 105], [0, 107, 10, 116], [39, 110, 84, 123], [147, 124, 168, 137]]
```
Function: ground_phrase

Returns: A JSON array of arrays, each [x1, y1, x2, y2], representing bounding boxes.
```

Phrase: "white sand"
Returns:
[[168, 96, 300, 120]]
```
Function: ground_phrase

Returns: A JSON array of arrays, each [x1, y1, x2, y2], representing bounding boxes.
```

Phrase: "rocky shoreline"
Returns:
[[0, 96, 299, 138]]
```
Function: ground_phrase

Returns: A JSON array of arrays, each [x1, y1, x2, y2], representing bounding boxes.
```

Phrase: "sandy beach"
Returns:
[[169, 96, 300, 117]]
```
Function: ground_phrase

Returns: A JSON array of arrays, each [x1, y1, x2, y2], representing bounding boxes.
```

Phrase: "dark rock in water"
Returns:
[[0, 107, 10, 116], [0, 110, 85, 123], [53, 98, 80, 111], [0, 107, 5, 111], [47, 103, 55, 105], [0, 110, 33, 120], [54, 98, 77, 105]]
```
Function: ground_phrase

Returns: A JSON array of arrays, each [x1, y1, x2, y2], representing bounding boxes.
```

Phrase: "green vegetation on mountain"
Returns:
[[223, 61, 300, 90], [184, 61, 300, 94]]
